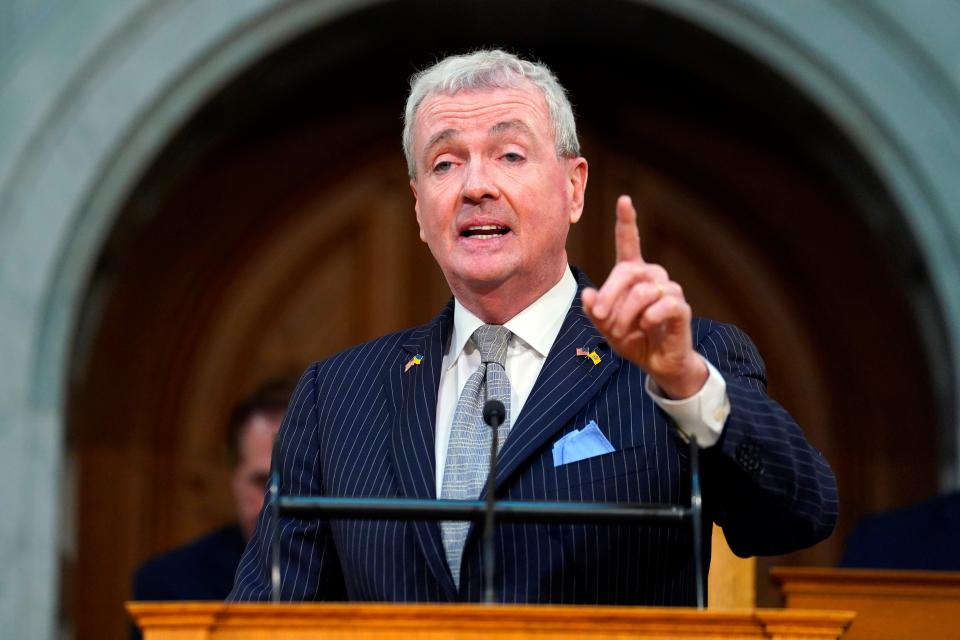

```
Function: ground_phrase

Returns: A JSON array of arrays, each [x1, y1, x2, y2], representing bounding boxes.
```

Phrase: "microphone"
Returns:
[[483, 400, 506, 429], [482, 399, 505, 604]]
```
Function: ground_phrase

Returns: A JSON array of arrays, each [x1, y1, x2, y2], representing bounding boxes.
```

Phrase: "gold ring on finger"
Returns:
[[656, 282, 665, 299]]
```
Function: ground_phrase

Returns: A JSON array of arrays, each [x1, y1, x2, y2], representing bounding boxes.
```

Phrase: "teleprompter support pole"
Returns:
[[690, 436, 704, 610], [269, 440, 281, 603]]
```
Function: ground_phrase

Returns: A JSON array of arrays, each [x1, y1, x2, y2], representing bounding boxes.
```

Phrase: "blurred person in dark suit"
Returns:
[[130, 379, 294, 638], [841, 492, 960, 571]]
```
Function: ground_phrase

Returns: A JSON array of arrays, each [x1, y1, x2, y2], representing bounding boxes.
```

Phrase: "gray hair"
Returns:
[[402, 49, 580, 178]]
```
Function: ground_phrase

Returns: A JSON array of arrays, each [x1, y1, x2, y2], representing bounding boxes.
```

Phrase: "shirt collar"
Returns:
[[448, 266, 578, 367]]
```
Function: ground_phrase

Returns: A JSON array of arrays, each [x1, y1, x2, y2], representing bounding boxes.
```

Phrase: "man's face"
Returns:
[[231, 412, 282, 540], [410, 84, 587, 304]]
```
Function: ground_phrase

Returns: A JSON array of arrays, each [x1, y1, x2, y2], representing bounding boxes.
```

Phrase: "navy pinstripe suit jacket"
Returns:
[[229, 271, 837, 605]]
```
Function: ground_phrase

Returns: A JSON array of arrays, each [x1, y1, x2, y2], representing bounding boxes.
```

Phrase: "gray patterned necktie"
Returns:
[[440, 324, 513, 587]]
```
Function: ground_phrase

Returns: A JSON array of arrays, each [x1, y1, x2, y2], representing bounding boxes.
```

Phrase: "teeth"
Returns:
[[462, 224, 509, 239]]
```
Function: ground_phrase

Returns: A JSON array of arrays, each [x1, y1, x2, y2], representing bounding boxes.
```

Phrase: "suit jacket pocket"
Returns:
[[545, 444, 649, 501]]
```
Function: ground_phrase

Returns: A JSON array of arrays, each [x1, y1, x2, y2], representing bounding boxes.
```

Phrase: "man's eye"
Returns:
[[502, 152, 524, 163], [433, 160, 453, 173]]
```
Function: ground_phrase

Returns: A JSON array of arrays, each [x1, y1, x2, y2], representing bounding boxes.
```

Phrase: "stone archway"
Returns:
[[2, 1, 960, 637]]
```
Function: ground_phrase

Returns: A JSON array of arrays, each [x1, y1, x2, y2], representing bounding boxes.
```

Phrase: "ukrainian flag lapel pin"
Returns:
[[404, 353, 424, 373]]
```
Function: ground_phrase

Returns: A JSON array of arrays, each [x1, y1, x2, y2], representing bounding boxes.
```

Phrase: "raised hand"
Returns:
[[581, 196, 707, 398]]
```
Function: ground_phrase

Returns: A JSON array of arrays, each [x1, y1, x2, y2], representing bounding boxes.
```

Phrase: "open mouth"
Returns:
[[460, 225, 511, 239]]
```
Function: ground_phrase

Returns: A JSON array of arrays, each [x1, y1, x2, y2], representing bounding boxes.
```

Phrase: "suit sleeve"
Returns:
[[695, 321, 839, 557], [228, 363, 347, 601]]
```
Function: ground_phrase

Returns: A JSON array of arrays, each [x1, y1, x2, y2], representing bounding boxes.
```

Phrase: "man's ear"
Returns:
[[567, 157, 588, 224], [410, 179, 427, 242]]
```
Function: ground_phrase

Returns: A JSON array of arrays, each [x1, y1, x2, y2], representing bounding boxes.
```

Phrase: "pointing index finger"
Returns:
[[615, 195, 644, 263]]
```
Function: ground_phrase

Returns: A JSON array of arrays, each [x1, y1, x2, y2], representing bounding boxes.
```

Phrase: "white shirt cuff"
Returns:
[[644, 356, 730, 448]]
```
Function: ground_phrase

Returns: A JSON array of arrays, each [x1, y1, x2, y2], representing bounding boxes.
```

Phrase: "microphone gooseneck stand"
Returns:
[[481, 399, 505, 605]]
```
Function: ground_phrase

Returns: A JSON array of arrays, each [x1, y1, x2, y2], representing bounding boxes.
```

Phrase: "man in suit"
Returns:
[[229, 49, 837, 605], [132, 379, 292, 636]]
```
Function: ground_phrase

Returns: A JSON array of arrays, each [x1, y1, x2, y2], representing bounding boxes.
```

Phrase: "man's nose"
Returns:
[[461, 158, 499, 202]]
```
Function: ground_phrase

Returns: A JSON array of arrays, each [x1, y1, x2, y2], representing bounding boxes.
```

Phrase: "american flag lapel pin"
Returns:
[[404, 353, 424, 372]]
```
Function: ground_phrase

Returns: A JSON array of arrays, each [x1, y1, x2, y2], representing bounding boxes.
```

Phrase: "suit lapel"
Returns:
[[488, 280, 622, 496], [388, 300, 459, 600]]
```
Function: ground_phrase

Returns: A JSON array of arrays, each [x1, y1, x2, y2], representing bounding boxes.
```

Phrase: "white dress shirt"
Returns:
[[435, 266, 730, 495]]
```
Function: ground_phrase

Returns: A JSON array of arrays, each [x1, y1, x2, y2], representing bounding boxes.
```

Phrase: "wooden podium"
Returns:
[[773, 567, 960, 640], [128, 602, 854, 639]]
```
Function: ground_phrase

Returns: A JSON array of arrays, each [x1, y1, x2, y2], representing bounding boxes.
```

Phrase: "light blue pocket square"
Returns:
[[552, 420, 615, 466]]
